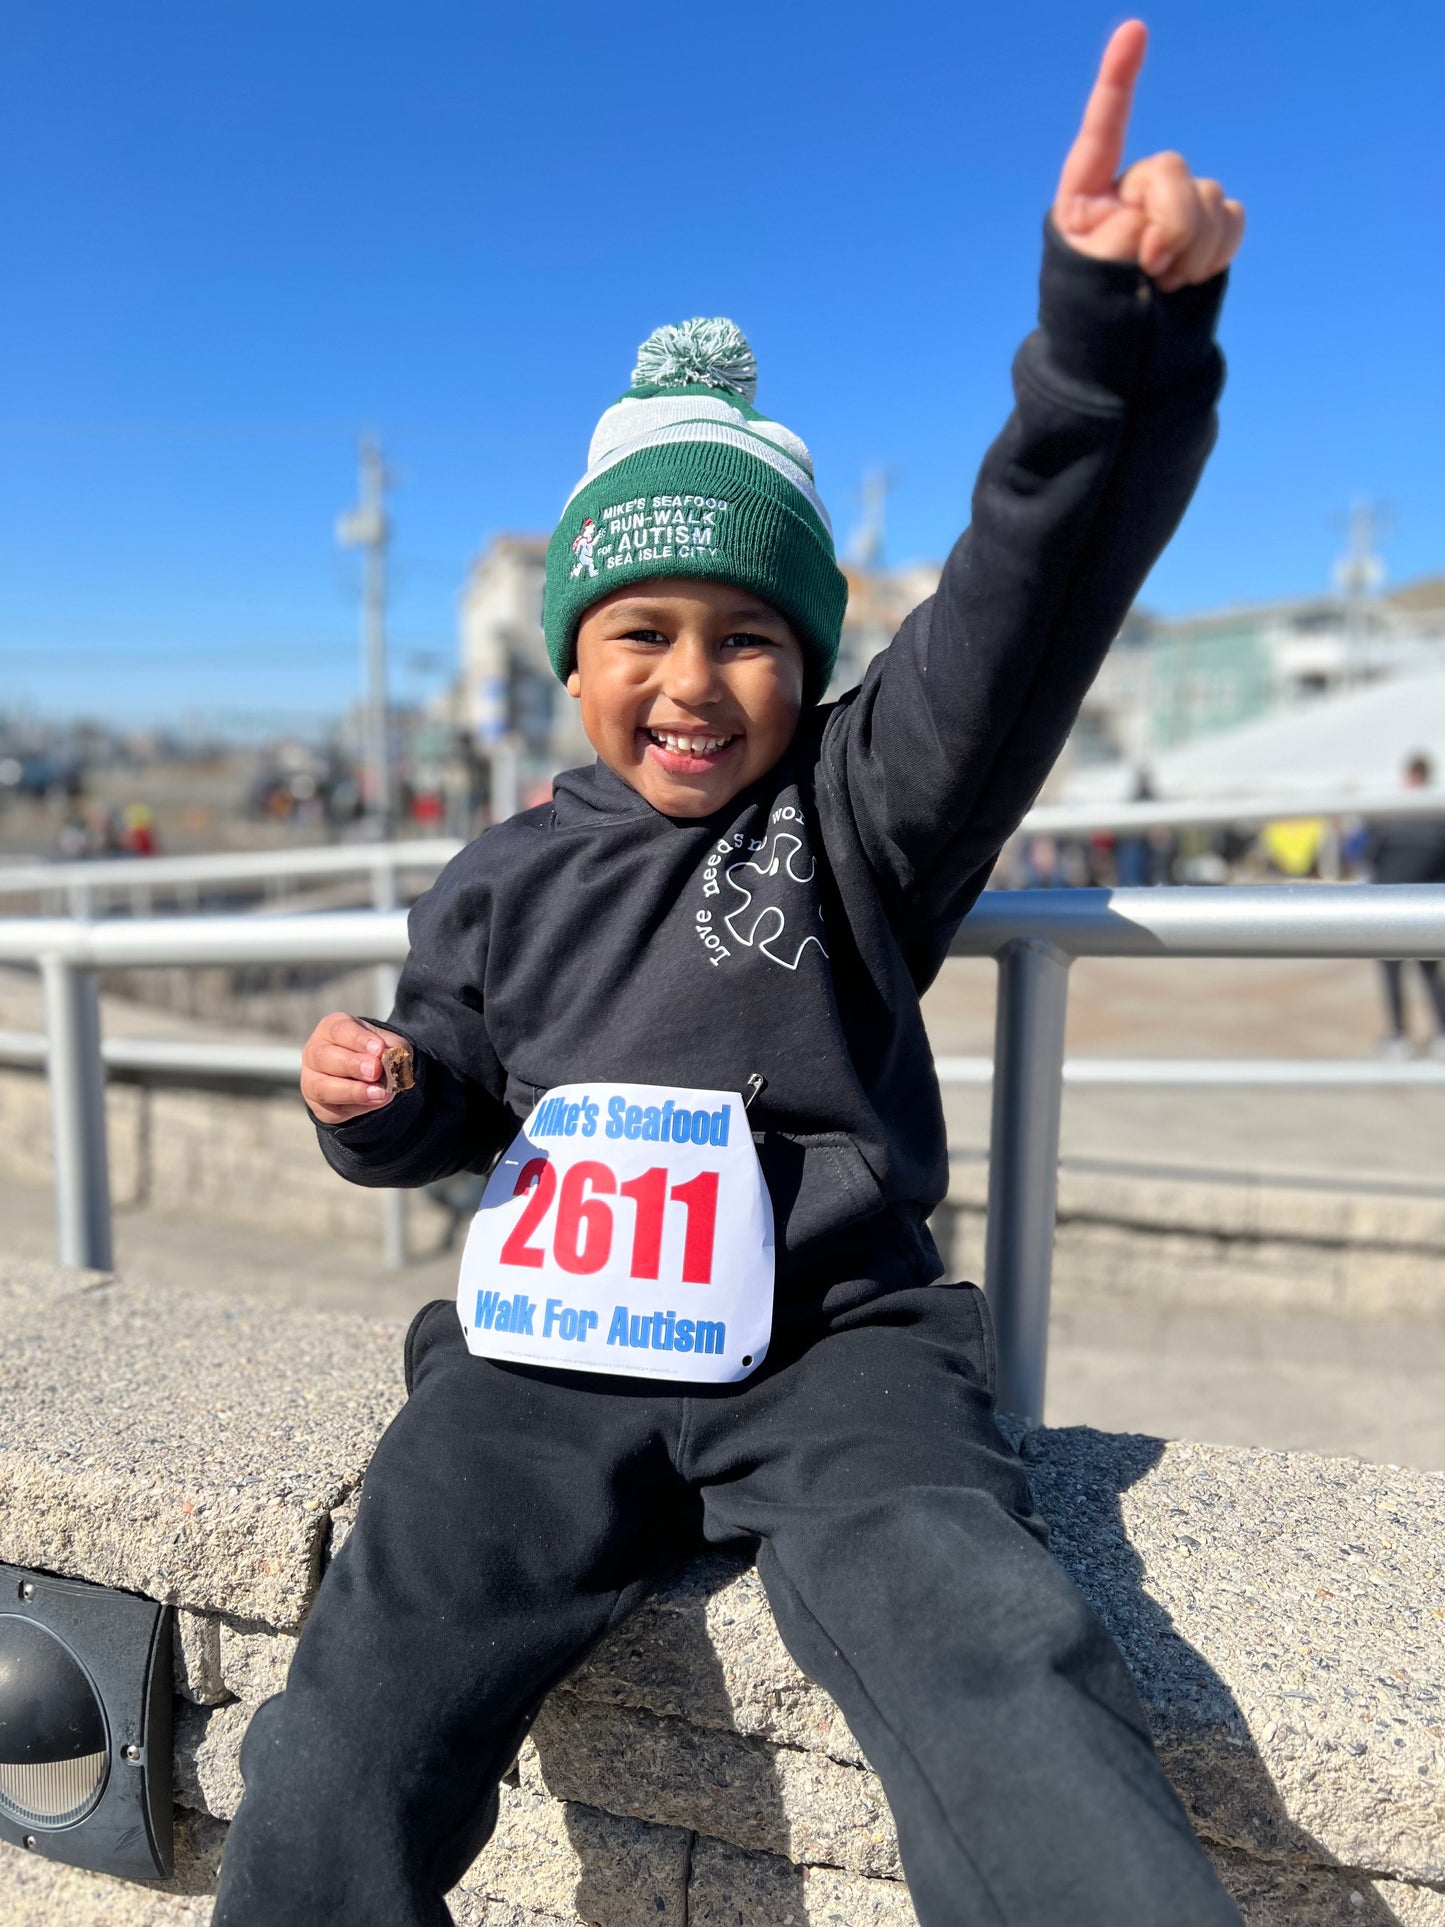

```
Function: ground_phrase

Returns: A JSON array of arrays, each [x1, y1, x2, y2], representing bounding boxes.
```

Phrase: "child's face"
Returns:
[[567, 580, 806, 818]]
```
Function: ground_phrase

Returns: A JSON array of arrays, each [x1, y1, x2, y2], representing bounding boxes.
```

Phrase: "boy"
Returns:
[[215, 23, 1245, 1924]]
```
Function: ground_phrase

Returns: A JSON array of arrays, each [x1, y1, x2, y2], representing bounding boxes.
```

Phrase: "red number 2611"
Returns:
[[499, 1160, 717, 1285]]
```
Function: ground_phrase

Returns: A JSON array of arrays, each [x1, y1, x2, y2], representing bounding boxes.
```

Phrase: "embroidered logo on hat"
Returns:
[[569, 517, 600, 580]]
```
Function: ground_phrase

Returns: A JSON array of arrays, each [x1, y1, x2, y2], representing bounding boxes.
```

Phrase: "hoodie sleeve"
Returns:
[[819, 218, 1227, 952], [313, 843, 514, 1188]]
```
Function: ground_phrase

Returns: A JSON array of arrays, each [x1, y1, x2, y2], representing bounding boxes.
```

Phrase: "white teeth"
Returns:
[[649, 730, 734, 755]]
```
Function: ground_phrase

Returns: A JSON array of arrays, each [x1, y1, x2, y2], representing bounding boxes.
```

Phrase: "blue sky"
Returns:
[[3, 0, 1441, 731]]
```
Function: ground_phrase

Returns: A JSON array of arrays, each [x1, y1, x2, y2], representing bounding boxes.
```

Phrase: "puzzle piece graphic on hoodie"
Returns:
[[724, 832, 829, 971]]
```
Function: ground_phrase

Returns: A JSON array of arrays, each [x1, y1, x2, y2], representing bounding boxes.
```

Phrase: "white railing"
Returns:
[[2, 884, 1444, 1423], [0, 839, 463, 916], [933, 1055, 1445, 1086], [1019, 787, 1445, 838], [946, 885, 1445, 1419], [1, 785, 1440, 914]]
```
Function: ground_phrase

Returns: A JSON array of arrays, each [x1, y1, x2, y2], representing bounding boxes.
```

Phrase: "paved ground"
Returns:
[[1043, 1293, 1445, 1471], [927, 954, 1445, 1184], [6, 1165, 1444, 1474]]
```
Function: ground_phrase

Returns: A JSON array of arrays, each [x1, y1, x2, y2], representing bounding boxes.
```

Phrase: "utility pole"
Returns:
[[336, 437, 393, 834], [847, 468, 891, 570], [1333, 498, 1389, 688], [337, 438, 406, 1264]]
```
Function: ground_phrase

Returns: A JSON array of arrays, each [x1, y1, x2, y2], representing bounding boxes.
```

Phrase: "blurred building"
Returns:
[[454, 510, 1445, 812], [458, 536, 589, 775], [829, 561, 943, 697], [1066, 574, 1445, 787]]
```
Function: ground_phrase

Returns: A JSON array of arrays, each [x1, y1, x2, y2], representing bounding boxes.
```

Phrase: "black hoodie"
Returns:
[[320, 225, 1227, 1340]]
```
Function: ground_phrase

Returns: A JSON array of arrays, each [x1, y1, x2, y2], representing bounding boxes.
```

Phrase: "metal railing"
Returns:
[[1, 784, 1439, 916], [1018, 787, 1445, 839], [8, 1032, 1445, 1091], [0, 839, 463, 917], [933, 1054, 1445, 1086], [2, 885, 1444, 1423], [947, 885, 1445, 1419], [0, 908, 414, 1277], [0, 844, 429, 1266]]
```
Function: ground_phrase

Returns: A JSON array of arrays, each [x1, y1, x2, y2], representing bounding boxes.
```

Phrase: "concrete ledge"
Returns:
[[940, 1143, 1445, 1255], [940, 1161, 1445, 1318], [0, 1265, 402, 1626], [2, 1262, 1444, 1926]]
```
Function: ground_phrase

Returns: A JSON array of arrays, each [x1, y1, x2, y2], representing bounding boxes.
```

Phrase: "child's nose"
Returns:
[[662, 638, 721, 707]]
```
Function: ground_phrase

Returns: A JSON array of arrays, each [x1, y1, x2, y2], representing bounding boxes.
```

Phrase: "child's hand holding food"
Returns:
[[301, 1011, 412, 1125]]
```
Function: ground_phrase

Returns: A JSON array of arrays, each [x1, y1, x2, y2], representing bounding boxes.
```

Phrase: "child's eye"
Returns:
[[722, 631, 778, 651], [622, 629, 669, 645]]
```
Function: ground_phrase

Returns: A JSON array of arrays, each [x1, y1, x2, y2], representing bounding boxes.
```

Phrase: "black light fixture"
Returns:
[[0, 1563, 172, 1879]]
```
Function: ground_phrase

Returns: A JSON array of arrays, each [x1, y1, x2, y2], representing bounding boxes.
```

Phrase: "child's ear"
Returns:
[[565, 669, 582, 698]]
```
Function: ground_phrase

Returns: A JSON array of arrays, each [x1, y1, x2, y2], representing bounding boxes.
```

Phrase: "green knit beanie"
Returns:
[[544, 319, 847, 705]]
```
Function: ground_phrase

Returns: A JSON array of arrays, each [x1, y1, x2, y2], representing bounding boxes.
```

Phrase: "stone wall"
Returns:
[[0, 1061, 386, 1242], [934, 1160, 1445, 1321], [2, 1263, 1442, 1925]]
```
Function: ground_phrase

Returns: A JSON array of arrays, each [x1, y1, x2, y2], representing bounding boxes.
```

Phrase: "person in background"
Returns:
[[57, 813, 88, 859], [1115, 764, 1154, 886], [1261, 814, 1325, 879], [83, 801, 122, 857], [120, 802, 159, 857], [1115, 765, 1177, 886], [1370, 753, 1445, 1058]]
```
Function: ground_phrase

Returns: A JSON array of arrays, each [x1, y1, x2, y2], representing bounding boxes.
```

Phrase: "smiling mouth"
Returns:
[[645, 729, 739, 759]]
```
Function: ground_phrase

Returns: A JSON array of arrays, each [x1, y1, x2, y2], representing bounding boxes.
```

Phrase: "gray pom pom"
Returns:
[[631, 317, 758, 400]]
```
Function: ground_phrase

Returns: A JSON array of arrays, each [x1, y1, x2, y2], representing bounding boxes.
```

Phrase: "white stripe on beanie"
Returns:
[[587, 393, 816, 480], [564, 419, 833, 536]]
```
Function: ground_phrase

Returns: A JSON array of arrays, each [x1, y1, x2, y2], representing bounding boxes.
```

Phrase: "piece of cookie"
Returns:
[[379, 1043, 414, 1096]]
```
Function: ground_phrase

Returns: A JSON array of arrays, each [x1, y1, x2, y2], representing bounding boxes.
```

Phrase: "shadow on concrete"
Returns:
[[1024, 1425, 1410, 1926], [525, 1424, 1423, 1926], [536, 1548, 882, 1925]]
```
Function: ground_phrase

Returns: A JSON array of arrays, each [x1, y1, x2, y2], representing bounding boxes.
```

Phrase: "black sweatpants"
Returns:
[[211, 1283, 1239, 1927]]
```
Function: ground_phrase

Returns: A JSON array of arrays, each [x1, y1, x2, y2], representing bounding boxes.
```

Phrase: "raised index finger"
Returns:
[[1058, 19, 1148, 200]]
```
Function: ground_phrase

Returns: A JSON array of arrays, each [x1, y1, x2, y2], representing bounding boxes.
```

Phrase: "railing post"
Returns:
[[40, 956, 114, 1272], [371, 860, 407, 1271], [984, 938, 1071, 1425]]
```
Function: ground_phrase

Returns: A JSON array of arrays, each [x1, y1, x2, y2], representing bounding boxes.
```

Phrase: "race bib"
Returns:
[[456, 1082, 775, 1384]]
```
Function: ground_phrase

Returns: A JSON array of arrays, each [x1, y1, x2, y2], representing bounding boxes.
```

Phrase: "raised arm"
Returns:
[[821, 23, 1243, 956]]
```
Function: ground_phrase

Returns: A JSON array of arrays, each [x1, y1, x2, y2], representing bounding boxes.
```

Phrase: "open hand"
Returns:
[[301, 1011, 408, 1125], [1052, 20, 1244, 292]]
